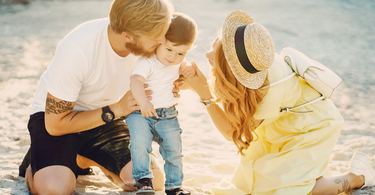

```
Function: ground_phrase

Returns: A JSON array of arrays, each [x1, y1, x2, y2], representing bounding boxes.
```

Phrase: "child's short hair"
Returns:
[[109, 0, 173, 39], [165, 12, 198, 46]]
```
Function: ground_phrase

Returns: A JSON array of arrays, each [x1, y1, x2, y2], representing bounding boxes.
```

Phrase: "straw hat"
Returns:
[[222, 10, 275, 89]]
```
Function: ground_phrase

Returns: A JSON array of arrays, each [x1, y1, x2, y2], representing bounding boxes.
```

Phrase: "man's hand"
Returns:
[[112, 84, 152, 118]]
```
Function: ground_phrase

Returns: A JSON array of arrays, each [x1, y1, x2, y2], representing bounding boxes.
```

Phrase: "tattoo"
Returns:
[[45, 98, 73, 114], [334, 178, 351, 193], [70, 111, 83, 121], [106, 175, 115, 184], [26, 178, 31, 191]]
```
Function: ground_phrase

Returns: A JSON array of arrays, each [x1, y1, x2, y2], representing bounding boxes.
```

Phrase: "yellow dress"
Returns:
[[212, 54, 344, 195]]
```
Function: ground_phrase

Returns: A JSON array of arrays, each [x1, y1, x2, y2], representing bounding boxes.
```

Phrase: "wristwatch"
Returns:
[[200, 98, 215, 108], [101, 106, 115, 123]]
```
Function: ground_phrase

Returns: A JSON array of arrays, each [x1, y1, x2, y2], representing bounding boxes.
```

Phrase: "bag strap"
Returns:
[[260, 72, 326, 114], [280, 95, 325, 113], [260, 73, 296, 90]]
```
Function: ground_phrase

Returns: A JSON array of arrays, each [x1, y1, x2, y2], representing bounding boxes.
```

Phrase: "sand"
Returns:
[[1, 0, 375, 194]]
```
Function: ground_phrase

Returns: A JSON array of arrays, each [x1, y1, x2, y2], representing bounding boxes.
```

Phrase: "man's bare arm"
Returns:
[[44, 90, 142, 136], [44, 93, 105, 136]]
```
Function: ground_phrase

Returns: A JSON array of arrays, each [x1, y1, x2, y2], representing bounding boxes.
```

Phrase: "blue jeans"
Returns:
[[126, 106, 183, 190]]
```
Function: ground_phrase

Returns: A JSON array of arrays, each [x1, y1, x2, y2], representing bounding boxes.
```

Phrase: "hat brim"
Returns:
[[222, 11, 267, 89]]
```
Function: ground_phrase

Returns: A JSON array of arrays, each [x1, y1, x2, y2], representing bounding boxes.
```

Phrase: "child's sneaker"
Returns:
[[165, 188, 191, 195], [134, 178, 155, 195]]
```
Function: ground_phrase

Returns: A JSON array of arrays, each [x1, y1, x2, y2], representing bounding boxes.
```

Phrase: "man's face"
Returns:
[[126, 35, 166, 58]]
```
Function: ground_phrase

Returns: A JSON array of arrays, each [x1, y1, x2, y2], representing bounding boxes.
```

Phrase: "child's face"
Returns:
[[156, 41, 192, 66]]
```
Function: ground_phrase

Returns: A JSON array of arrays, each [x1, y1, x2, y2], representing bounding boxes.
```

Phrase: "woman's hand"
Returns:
[[180, 62, 196, 78], [184, 61, 212, 100]]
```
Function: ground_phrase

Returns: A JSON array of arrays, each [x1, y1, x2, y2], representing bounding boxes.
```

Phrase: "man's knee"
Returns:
[[33, 165, 76, 195], [25, 166, 37, 195], [36, 185, 75, 195]]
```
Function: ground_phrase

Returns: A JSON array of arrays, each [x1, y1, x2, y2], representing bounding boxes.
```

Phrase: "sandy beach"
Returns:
[[1, 0, 375, 194]]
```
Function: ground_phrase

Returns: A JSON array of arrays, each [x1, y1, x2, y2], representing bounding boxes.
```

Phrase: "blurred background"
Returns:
[[1, 0, 374, 194]]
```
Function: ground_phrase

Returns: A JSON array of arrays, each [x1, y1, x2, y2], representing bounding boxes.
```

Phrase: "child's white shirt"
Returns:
[[131, 55, 180, 109]]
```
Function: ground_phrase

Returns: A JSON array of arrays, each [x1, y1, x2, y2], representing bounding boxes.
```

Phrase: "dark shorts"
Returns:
[[28, 112, 131, 178]]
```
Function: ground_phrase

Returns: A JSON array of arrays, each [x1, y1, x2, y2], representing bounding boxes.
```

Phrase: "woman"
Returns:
[[185, 11, 375, 195]]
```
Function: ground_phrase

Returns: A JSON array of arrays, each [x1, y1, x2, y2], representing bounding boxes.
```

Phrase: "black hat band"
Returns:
[[234, 25, 259, 74]]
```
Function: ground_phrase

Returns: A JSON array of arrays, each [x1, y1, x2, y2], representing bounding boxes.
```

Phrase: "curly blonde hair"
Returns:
[[211, 41, 265, 155], [109, 0, 173, 39]]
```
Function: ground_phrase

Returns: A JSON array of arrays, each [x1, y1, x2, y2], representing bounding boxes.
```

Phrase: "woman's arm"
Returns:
[[205, 104, 233, 141], [185, 61, 233, 141]]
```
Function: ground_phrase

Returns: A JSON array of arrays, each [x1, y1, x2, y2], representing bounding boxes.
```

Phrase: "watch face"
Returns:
[[104, 112, 114, 122]]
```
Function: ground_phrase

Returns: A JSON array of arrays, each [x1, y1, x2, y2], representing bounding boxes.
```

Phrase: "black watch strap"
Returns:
[[101, 106, 115, 123]]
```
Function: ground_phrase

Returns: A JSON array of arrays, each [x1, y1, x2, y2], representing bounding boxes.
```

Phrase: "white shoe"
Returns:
[[348, 152, 375, 188]]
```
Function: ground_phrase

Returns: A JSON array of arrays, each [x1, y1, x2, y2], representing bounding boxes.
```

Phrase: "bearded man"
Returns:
[[19, 0, 178, 194]]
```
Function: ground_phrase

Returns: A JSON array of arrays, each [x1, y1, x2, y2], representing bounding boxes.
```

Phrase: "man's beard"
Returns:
[[125, 40, 156, 58]]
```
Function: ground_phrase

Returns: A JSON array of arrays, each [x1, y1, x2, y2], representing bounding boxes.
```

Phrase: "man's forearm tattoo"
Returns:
[[335, 178, 351, 193], [45, 98, 73, 114], [70, 111, 83, 121]]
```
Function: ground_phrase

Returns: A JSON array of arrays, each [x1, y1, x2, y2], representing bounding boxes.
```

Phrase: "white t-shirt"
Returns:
[[131, 55, 180, 109], [29, 18, 138, 115]]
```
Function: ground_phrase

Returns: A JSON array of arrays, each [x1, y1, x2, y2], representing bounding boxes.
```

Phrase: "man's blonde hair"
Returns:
[[109, 0, 173, 39]]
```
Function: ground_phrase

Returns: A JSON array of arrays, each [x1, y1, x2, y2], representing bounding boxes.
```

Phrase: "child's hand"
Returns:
[[139, 101, 159, 118], [180, 61, 196, 78]]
